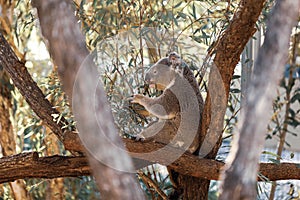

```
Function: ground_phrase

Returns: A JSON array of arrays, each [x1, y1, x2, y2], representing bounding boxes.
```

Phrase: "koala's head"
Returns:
[[145, 57, 176, 89]]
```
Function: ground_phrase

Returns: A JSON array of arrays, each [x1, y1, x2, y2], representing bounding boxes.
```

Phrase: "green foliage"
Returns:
[[13, 0, 35, 55], [76, 0, 236, 49], [267, 65, 300, 147]]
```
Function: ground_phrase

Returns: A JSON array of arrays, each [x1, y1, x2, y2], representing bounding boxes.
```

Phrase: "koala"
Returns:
[[131, 52, 204, 154]]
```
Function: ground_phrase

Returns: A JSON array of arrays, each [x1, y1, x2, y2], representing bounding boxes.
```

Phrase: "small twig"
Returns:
[[137, 170, 168, 200]]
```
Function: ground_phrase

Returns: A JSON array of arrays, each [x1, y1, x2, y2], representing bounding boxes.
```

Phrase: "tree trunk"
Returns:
[[220, 0, 300, 199]]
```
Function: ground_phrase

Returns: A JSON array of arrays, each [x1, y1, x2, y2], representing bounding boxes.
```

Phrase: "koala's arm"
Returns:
[[131, 94, 178, 119]]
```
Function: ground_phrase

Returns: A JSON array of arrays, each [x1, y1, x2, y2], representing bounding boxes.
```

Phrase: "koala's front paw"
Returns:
[[130, 94, 145, 105]]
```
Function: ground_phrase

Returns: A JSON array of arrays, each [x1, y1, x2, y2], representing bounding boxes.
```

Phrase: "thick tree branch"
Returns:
[[0, 152, 90, 183], [124, 139, 300, 181], [0, 151, 299, 184], [200, 0, 267, 157]]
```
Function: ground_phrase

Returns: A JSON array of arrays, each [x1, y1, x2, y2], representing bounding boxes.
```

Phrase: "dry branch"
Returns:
[[0, 152, 90, 183], [0, 151, 299, 184]]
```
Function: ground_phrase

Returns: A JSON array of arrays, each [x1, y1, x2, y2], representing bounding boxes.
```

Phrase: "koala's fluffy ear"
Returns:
[[168, 52, 181, 69]]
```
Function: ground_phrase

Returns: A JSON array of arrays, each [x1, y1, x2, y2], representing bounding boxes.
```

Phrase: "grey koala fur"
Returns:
[[131, 52, 204, 154]]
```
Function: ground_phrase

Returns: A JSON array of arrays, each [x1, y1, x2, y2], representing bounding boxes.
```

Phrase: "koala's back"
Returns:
[[164, 64, 204, 119], [181, 65, 204, 109], [151, 65, 203, 153]]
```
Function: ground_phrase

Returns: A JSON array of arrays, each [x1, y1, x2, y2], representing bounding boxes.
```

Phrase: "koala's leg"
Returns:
[[135, 119, 166, 142]]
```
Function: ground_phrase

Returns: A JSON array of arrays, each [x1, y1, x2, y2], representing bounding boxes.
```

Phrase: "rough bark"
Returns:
[[201, 0, 267, 153], [32, 0, 145, 199], [0, 151, 299, 184], [219, 0, 300, 199], [0, 1, 23, 60], [0, 152, 90, 183]]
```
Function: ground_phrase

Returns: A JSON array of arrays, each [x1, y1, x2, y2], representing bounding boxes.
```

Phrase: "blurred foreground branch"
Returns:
[[220, 0, 300, 199]]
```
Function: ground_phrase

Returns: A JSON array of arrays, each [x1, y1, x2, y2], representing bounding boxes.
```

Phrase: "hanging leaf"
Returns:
[[192, 3, 197, 20]]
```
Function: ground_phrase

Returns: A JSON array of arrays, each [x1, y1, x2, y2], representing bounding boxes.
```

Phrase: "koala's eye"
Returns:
[[153, 70, 157, 74]]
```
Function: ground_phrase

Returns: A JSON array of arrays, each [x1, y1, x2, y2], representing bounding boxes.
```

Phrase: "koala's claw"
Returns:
[[127, 96, 134, 103], [129, 94, 144, 104]]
